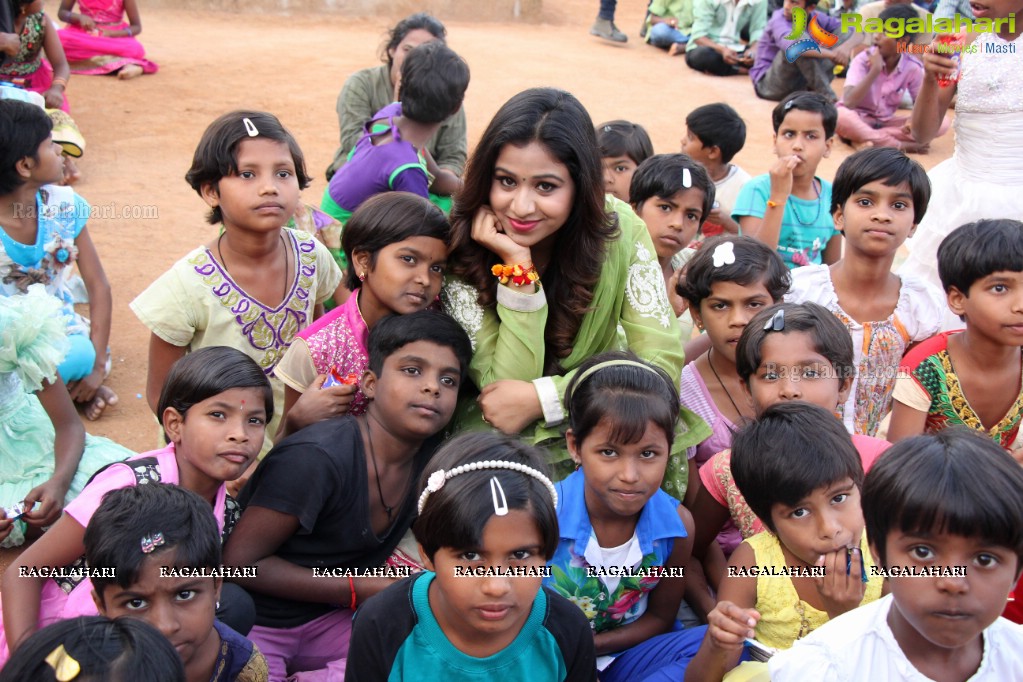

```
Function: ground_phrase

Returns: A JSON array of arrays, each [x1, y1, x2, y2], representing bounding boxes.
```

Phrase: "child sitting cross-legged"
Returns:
[[86, 484, 268, 682], [682, 401, 884, 682], [346, 431, 596, 681], [771, 427, 1023, 681], [222, 310, 472, 680]]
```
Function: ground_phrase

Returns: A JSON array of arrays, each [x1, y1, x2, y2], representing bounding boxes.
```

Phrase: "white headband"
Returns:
[[417, 460, 558, 515]]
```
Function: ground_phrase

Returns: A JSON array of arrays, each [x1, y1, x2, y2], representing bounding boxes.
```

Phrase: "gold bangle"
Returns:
[[52, 77, 68, 89]]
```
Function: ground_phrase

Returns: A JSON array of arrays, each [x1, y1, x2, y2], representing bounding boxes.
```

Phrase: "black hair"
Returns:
[[735, 302, 854, 384], [831, 147, 931, 224], [863, 427, 1023, 569], [565, 350, 680, 449], [184, 110, 311, 225], [414, 432, 559, 561], [595, 120, 654, 166], [156, 346, 273, 443], [0, 99, 53, 195], [731, 401, 864, 534], [342, 191, 451, 290], [772, 91, 838, 139], [879, 3, 919, 35], [367, 310, 472, 380], [397, 41, 470, 124], [685, 103, 747, 164], [0, 616, 185, 682], [448, 88, 616, 374], [629, 153, 716, 228], [85, 484, 221, 595], [381, 12, 447, 69], [677, 235, 790, 309], [937, 219, 1023, 295]]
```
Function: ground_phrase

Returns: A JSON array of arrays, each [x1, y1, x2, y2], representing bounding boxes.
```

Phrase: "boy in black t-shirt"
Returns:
[[222, 310, 472, 681]]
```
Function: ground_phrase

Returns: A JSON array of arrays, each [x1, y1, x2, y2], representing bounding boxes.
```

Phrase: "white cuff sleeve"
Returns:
[[533, 376, 565, 426], [496, 283, 546, 312]]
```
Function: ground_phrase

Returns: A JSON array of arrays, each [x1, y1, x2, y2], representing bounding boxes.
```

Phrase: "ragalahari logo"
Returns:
[[785, 7, 839, 62]]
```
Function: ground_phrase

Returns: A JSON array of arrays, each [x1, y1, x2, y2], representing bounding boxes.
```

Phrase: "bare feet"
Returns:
[[668, 42, 687, 56], [62, 156, 81, 186], [83, 385, 118, 421], [117, 64, 143, 80]]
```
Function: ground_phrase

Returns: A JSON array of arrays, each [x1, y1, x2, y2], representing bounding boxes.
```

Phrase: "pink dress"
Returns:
[[0, 443, 236, 664], [57, 0, 157, 76]]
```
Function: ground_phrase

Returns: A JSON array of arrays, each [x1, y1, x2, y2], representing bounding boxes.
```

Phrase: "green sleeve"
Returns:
[[677, 0, 696, 35], [336, 68, 386, 163], [429, 107, 469, 175], [688, 0, 720, 45], [748, 0, 769, 44]]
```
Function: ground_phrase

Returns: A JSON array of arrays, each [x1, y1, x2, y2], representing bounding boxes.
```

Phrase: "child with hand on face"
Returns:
[[274, 192, 449, 440], [131, 111, 343, 458], [223, 311, 471, 681], [786, 147, 945, 437], [733, 91, 842, 268], [2, 347, 271, 660], [888, 219, 1023, 448], [771, 428, 1023, 681], [682, 401, 884, 682], [681, 104, 750, 239], [596, 120, 653, 204], [346, 431, 596, 681], [87, 484, 268, 682], [545, 352, 706, 680]]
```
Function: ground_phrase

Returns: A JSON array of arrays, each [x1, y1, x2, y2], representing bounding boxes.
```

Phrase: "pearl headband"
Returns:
[[417, 460, 558, 515]]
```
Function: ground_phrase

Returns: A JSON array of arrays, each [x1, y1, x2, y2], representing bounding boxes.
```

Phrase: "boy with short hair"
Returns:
[[752, 0, 861, 102], [887, 219, 1023, 447], [681, 103, 750, 237], [836, 5, 950, 152], [770, 428, 1023, 680], [221, 310, 473, 680], [323, 41, 470, 225], [733, 91, 843, 268]]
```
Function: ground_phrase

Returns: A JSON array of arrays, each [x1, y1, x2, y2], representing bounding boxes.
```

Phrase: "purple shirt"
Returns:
[[840, 47, 923, 121], [751, 8, 841, 83]]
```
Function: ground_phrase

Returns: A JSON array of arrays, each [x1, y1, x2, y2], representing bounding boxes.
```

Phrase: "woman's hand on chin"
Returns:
[[472, 206, 531, 265]]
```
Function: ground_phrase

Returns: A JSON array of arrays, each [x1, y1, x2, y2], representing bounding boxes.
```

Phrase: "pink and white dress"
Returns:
[[57, 0, 157, 76]]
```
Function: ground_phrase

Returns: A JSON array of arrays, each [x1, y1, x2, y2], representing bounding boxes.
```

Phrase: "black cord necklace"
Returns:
[[216, 232, 289, 302], [707, 348, 746, 420], [363, 416, 410, 523], [791, 177, 822, 227]]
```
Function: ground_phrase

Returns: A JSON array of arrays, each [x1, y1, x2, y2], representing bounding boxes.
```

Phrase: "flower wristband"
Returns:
[[491, 262, 540, 288]]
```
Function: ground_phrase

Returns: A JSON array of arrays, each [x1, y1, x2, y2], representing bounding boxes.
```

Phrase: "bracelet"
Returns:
[[491, 261, 540, 288], [51, 77, 68, 89], [348, 576, 357, 610]]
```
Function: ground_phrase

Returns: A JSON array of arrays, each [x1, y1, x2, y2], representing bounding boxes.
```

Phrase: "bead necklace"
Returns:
[[707, 348, 747, 421], [791, 177, 822, 227]]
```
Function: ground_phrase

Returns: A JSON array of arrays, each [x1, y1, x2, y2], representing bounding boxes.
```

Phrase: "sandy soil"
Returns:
[[36, 0, 953, 450]]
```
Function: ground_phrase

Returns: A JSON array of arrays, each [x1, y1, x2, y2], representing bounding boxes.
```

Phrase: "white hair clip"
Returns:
[[243, 117, 259, 137], [418, 460, 558, 515], [764, 308, 785, 332], [490, 477, 509, 516], [682, 167, 692, 189], [712, 241, 736, 268]]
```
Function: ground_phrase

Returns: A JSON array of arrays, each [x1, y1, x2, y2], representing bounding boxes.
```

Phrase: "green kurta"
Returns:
[[441, 197, 709, 500]]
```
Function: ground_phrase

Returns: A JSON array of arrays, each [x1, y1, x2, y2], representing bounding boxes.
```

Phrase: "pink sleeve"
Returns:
[[844, 49, 870, 88], [64, 464, 138, 529], [852, 434, 891, 473], [700, 450, 730, 506]]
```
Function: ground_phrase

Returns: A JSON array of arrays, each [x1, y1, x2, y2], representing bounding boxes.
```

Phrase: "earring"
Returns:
[[358, 272, 366, 282]]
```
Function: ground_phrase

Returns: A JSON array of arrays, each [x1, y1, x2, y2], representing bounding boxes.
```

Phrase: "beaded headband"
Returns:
[[569, 359, 664, 403], [417, 460, 558, 515]]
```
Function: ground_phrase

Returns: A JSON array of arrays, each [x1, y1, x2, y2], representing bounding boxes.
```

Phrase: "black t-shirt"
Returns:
[[236, 416, 433, 628]]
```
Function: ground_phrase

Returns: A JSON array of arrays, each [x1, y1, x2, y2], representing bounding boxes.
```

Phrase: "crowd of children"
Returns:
[[2, 3, 1023, 680]]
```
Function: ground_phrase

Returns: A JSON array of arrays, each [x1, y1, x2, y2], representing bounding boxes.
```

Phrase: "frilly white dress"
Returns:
[[0, 286, 132, 547], [900, 31, 1023, 329]]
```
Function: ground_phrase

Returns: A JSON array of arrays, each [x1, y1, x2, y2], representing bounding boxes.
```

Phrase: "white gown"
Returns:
[[899, 30, 1023, 329]]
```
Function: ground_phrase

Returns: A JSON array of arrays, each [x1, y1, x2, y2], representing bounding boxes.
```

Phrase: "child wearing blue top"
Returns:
[[346, 432, 595, 681], [546, 352, 707, 681], [733, 91, 842, 268]]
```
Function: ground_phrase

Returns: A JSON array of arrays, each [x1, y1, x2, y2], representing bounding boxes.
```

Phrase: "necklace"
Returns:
[[363, 416, 410, 523], [216, 232, 290, 303], [707, 348, 746, 420], [790, 177, 822, 227]]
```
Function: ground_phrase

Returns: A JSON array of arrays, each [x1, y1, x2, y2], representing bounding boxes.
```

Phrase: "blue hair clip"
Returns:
[[783, 99, 796, 111], [141, 532, 165, 554], [764, 309, 785, 332]]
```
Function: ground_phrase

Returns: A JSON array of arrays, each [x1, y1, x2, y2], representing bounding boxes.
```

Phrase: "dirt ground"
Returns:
[[47, 0, 952, 452]]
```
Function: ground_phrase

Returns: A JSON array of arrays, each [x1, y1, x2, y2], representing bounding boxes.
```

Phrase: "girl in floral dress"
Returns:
[[545, 352, 707, 681], [0, 100, 115, 419]]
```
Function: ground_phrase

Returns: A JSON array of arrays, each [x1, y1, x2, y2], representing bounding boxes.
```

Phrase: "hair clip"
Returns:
[[141, 532, 165, 554], [682, 168, 692, 189], [490, 477, 509, 516], [45, 644, 81, 682], [242, 117, 259, 137], [764, 309, 785, 332], [783, 99, 796, 111], [712, 241, 736, 268], [603, 125, 613, 132]]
